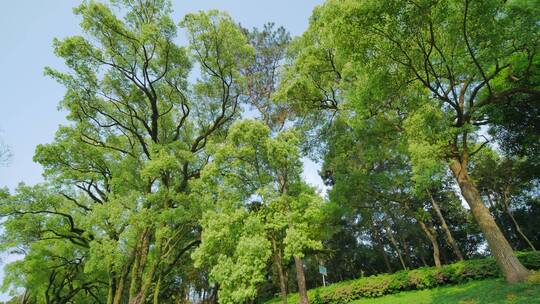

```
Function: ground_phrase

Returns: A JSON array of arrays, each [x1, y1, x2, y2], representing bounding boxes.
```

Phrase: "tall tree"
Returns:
[[427, 189, 464, 261], [193, 120, 324, 304], [241, 23, 291, 130], [1, 1, 254, 302], [279, 0, 539, 282], [473, 149, 539, 251]]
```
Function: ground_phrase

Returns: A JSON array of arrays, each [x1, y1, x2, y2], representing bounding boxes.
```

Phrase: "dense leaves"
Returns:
[[265, 251, 540, 304], [1, 0, 539, 303]]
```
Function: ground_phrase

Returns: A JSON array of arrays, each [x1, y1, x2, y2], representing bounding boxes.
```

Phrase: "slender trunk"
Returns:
[[112, 277, 125, 304], [384, 223, 407, 270], [271, 236, 288, 304], [107, 271, 117, 304], [132, 239, 162, 304], [441, 246, 449, 265], [280, 174, 308, 304], [428, 190, 464, 260], [486, 192, 497, 209], [372, 226, 393, 273], [113, 248, 138, 304], [401, 237, 412, 268], [381, 246, 393, 273], [417, 218, 442, 268], [294, 256, 309, 304], [129, 228, 150, 298], [129, 228, 152, 304], [388, 212, 412, 268], [450, 159, 529, 283], [502, 191, 536, 251], [153, 274, 162, 304], [419, 254, 428, 267]]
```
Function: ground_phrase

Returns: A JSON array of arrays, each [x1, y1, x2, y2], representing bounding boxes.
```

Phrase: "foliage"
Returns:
[[2, 0, 540, 302], [279, 0, 540, 283], [264, 251, 540, 304], [0, 1, 255, 302], [192, 120, 325, 304]]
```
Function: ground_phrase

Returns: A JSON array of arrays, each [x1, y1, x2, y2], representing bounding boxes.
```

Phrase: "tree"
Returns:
[[193, 120, 325, 304], [473, 149, 539, 251], [279, 0, 539, 282], [1, 1, 254, 302], [1, 184, 106, 303], [426, 189, 464, 261], [310, 68, 476, 269], [241, 23, 291, 131]]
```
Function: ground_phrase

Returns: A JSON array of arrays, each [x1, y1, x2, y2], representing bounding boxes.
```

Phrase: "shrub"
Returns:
[[264, 251, 540, 304], [517, 251, 540, 269]]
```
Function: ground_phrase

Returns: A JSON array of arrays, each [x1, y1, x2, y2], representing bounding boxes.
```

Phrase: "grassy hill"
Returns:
[[353, 278, 540, 304], [264, 252, 540, 304]]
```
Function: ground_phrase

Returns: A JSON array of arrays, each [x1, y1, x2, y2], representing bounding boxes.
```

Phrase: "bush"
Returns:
[[264, 251, 540, 304], [517, 251, 540, 269]]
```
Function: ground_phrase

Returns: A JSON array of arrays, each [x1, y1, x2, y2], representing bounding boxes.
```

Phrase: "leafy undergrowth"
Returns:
[[352, 277, 540, 304], [263, 252, 540, 304]]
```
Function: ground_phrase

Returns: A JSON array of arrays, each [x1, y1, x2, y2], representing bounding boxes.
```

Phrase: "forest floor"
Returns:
[[352, 278, 540, 304]]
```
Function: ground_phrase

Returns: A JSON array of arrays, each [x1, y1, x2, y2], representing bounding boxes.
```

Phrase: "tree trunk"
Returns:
[[384, 223, 407, 270], [400, 237, 412, 268], [153, 274, 162, 304], [294, 256, 309, 304], [107, 271, 117, 304], [450, 159, 529, 283], [428, 190, 464, 260], [112, 277, 125, 304], [417, 218, 442, 268], [501, 191, 536, 251], [371, 226, 393, 273], [380, 246, 393, 273], [271, 236, 288, 304], [280, 174, 308, 304], [419, 254, 428, 267], [112, 236, 140, 304], [128, 227, 154, 304]]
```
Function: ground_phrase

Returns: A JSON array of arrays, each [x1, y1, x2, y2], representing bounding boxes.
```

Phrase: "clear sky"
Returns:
[[0, 0, 326, 191], [0, 0, 324, 298]]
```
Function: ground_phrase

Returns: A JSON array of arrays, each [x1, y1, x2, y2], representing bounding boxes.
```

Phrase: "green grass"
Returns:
[[264, 252, 540, 304], [352, 278, 540, 304]]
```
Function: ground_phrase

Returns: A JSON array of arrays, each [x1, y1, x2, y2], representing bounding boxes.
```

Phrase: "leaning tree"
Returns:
[[278, 0, 540, 282]]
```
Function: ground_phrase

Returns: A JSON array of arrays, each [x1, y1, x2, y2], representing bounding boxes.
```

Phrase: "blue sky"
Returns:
[[0, 0, 326, 191], [0, 0, 324, 298]]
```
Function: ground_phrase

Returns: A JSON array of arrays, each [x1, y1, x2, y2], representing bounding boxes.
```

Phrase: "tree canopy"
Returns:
[[1, 0, 539, 303]]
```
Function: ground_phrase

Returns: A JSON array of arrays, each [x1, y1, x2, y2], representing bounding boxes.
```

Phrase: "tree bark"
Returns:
[[294, 256, 309, 304], [417, 218, 442, 268], [153, 274, 162, 304], [427, 190, 464, 260], [112, 277, 125, 304], [271, 236, 288, 304], [450, 159, 529, 283], [128, 227, 153, 304], [280, 174, 308, 304]]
